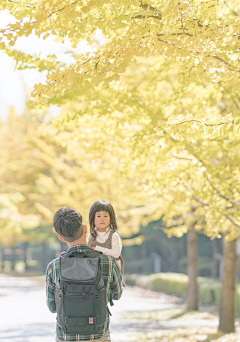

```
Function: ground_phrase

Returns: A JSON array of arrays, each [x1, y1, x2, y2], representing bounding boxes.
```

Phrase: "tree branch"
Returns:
[[206, 55, 240, 73], [207, 176, 240, 207], [224, 214, 240, 228], [156, 35, 240, 74], [48, 1, 78, 18], [7, 0, 36, 8], [192, 194, 210, 207], [140, 1, 161, 17], [132, 14, 162, 19], [172, 154, 193, 161], [132, 1, 162, 20], [158, 118, 239, 129], [157, 32, 193, 37], [189, 152, 240, 207]]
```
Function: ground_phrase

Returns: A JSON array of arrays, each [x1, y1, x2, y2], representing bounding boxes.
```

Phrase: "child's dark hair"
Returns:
[[89, 200, 118, 238], [54, 206, 83, 242]]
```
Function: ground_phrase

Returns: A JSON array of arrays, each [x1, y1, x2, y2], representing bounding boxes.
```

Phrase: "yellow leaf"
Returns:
[[54, 36, 64, 43]]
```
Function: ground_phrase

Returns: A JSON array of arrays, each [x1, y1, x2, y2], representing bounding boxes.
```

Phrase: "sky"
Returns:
[[0, 9, 102, 120]]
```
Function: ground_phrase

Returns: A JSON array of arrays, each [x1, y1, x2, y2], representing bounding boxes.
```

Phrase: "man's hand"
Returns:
[[92, 247, 96, 250], [61, 251, 66, 255]]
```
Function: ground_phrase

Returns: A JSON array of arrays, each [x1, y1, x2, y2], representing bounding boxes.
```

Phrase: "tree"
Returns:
[[187, 226, 198, 311], [219, 237, 237, 333], [0, 107, 159, 244], [1, 0, 240, 108], [43, 65, 240, 330], [0, 108, 41, 247]]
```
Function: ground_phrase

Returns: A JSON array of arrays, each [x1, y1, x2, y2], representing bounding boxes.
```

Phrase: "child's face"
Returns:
[[94, 211, 111, 232]]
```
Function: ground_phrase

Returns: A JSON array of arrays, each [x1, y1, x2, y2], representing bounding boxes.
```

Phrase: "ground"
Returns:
[[0, 274, 239, 342]]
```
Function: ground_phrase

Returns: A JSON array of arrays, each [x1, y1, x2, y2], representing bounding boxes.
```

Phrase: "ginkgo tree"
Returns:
[[1, 0, 240, 109], [45, 56, 240, 332], [0, 106, 159, 241]]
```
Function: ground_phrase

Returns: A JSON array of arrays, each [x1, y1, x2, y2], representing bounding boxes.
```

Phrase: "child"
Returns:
[[87, 200, 126, 286]]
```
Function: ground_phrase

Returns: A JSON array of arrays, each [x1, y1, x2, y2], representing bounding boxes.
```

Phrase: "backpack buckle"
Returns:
[[65, 316, 69, 326], [56, 286, 63, 297]]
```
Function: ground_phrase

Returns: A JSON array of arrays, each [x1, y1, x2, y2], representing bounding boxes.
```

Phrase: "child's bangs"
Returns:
[[94, 202, 111, 214]]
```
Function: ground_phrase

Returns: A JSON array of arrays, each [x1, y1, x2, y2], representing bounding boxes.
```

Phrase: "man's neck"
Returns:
[[67, 237, 87, 249]]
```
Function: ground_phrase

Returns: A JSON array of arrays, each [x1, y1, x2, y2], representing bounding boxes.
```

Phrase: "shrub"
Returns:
[[151, 273, 188, 297], [125, 272, 240, 316]]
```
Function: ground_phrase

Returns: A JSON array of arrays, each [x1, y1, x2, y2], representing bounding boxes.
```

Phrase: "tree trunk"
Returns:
[[41, 241, 47, 273], [22, 242, 29, 272], [187, 228, 198, 311], [11, 247, 17, 271], [219, 237, 237, 333], [0, 248, 3, 272], [141, 242, 148, 273], [211, 239, 220, 278]]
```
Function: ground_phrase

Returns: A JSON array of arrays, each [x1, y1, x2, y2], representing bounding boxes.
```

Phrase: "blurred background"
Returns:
[[0, 218, 230, 279]]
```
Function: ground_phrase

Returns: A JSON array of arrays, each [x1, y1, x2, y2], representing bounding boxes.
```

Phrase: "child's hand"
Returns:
[[92, 247, 96, 250], [61, 251, 66, 255]]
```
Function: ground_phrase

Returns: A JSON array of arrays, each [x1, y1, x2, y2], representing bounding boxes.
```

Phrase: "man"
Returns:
[[46, 206, 123, 342]]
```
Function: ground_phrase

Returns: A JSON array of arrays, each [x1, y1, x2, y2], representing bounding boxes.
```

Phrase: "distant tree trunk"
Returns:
[[141, 242, 148, 273], [41, 241, 47, 273], [211, 239, 219, 278], [187, 228, 198, 311], [219, 237, 237, 333], [11, 247, 17, 271], [22, 242, 29, 272], [173, 239, 179, 272], [0, 248, 3, 271]]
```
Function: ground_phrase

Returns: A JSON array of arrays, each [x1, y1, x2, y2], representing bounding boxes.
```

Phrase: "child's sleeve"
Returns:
[[95, 232, 122, 258], [86, 234, 91, 245]]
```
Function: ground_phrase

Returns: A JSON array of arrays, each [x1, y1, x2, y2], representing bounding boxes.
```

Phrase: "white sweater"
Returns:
[[87, 228, 122, 258]]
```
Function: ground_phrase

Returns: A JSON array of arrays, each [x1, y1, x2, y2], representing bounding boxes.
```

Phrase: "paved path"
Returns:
[[0, 275, 219, 342]]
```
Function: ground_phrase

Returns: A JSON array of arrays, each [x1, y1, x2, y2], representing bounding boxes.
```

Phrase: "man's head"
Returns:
[[53, 206, 85, 242]]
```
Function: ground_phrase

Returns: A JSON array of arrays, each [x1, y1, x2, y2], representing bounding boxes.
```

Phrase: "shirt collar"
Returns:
[[67, 244, 92, 253], [104, 226, 111, 234]]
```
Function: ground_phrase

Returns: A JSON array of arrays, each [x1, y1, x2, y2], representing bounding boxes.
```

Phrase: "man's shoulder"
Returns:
[[46, 256, 60, 273]]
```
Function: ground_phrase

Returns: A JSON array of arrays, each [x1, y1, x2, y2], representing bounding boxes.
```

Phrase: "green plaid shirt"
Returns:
[[46, 244, 123, 341]]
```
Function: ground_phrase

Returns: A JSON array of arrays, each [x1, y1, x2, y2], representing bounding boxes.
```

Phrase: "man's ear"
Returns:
[[83, 224, 88, 235], [58, 235, 66, 243]]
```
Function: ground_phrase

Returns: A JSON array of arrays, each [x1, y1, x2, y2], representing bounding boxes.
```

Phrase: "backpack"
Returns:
[[55, 250, 108, 335]]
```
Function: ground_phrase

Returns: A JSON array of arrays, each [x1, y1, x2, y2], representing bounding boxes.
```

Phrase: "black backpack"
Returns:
[[55, 250, 108, 335]]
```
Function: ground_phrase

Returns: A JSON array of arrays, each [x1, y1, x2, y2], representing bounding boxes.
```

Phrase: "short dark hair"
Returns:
[[53, 206, 83, 242], [89, 200, 118, 238]]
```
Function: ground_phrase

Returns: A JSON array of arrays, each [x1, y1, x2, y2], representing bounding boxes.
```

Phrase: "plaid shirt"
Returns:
[[46, 244, 123, 341]]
